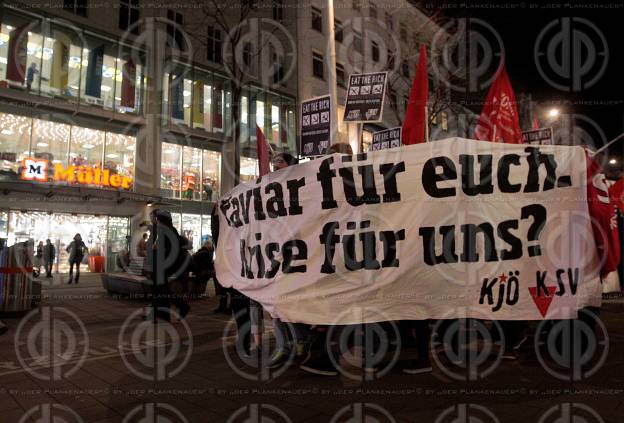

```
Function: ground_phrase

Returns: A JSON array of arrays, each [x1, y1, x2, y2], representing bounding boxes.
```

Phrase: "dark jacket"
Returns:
[[43, 243, 55, 261], [66, 240, 86, 263], [192, 246, 215, 283]]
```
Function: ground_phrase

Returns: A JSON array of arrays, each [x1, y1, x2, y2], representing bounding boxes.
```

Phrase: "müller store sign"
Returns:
[[20, 158, 133, 190]]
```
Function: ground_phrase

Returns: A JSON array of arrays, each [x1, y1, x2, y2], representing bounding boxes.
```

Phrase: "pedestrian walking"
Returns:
[[34, 241, 43, 277], [137, 233, 148, 258], [43, 239, 55, 278], [26, 62, 38, 90], [66, 234, 86, 284]]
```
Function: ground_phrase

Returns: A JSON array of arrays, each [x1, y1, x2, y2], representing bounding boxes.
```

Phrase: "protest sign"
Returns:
[[215, 138, 602, 324], [343, 72, 387, 122], [301, 95, 331, 157], [522, 128, 553, 145], [371, 127, 401, 151]]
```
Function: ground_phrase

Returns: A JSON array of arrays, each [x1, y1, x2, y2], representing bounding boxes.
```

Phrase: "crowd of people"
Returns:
[[204, 145, 618, 377]]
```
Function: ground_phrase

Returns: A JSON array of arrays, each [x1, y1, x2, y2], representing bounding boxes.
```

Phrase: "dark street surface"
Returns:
[[0, 283, 622, 423]]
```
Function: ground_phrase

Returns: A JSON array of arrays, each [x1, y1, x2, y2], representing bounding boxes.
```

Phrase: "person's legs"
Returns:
[[0, 320, 7, 336], [45, 260, 52, 277], [213, 278, 229, 313], [169, 283, 190, 319], [272, 318, 290, 351], [249, 299, 264, 350], [68, 261, 74, 284], [229, 289, 251, 353], [74, 261, 80, 283], [401, 320, 433, 374], [300, 325, 339, 376]]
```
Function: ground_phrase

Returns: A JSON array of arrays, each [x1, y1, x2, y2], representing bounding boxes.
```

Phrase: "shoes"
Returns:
[[268, 349, 291, 369], [67, 279, 73, 284], [179, 304, 190, 320], [294, 341, 311, 364], [300, 352, 338, 376], [402, 358, 433, 375], [502, 349, 518, 361], [0, 324, 8, 336]]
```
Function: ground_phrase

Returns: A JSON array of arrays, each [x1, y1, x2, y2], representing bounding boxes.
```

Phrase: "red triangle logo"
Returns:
[[528, 286, 557, 318]]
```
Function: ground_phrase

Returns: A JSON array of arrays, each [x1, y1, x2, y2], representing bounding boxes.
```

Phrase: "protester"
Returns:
[[43, 239, 55, 278], [212, 203, 252, 354], [66, 234, 86, 284], [150, 209, 191, 322], [299, 142, 353, 376], [192, 240, 217, 301]]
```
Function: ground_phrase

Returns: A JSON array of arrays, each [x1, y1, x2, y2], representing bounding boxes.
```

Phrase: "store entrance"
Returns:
[[6, 211, 129, 274]]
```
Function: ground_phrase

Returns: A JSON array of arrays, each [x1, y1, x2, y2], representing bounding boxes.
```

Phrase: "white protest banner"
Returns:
[[215, 138, 602, 324]]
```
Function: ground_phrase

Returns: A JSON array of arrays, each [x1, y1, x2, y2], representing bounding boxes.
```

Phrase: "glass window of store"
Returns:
[[202, 150, 220, 201], [280, 98, 297, 152], [0, 112, 31, 175], [161, 142, 182, 198], [107, 216, 129, 271], [70, 126, 105, 174], [8, 211, 111, 273], [115, 44, 145, 114], [212, 74, 227, 134], [182, 146, 202, 201], [80, 33, 117, 110], [104, 133, 135, 180], [164, 65, 192, 127], [0, 12, 43, 90], [39, 20, 83, 100], [31, 118, 71, 173], [191, 69, 212, 131], [269, 94, 280, 145], [181, 214, 201, 252], [161, 142, 221, 202], [240, 156, 258, 183]]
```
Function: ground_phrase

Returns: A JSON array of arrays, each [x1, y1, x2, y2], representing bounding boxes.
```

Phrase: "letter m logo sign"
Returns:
[[21, 158, 48, 182]]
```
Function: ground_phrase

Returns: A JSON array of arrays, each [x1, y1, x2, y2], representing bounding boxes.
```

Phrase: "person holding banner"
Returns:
[[212, 203, 254, 355], [265, 153, 316, 368], [299, 143, 354, 377]]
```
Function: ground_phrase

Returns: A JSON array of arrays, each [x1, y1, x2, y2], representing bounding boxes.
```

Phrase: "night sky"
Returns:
[[421, 1, 624, 164]]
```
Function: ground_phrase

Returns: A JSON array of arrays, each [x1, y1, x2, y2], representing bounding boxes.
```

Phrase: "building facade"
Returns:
[[0, 0, 475, 273]]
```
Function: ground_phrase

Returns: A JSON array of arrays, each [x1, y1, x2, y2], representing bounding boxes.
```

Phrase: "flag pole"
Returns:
[[424, 105, 429, 143], [591, 132, 624, 156]]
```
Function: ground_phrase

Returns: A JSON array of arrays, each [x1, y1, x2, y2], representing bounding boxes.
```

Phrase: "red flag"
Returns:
[[402, 45, 428, 145], [474, 64, 522, 143], [256, 125, 270, 177], [532, 116, 540, 130], [586, 154, 621, 277], [609, 177, 624, 212]]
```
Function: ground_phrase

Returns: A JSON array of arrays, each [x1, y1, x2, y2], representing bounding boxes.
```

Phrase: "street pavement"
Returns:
[[0, 283, 623, 423]]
